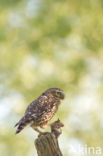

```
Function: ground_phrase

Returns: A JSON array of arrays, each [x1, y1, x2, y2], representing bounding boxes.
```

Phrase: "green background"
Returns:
[[0, 0, 103, 155]]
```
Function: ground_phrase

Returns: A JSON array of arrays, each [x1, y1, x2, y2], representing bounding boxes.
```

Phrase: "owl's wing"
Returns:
[[15, 99, 40, 134], [15, 95, 56, 134], [25, 96, 51, 117]]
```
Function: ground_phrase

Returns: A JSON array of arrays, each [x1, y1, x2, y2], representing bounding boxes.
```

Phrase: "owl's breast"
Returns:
[[32, 96, 60, 126], [41, 104, 58, 123], [34, 103, 58, 126]]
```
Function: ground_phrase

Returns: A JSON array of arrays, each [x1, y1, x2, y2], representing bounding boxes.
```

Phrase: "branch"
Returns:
[[35, 119, 64, 156]]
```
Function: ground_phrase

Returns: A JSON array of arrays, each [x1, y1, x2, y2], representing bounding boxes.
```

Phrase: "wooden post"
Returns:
[[35, 119, 64, 156]]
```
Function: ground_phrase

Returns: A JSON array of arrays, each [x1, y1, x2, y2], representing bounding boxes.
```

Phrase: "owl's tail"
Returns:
[[15, 116, 28, 134]]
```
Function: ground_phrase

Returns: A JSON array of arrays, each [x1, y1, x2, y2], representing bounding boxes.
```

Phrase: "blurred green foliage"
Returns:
[[0, 0, 103, 156]]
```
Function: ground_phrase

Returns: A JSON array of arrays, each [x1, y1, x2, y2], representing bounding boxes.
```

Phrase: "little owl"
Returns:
[[15, 88, 65, 135]]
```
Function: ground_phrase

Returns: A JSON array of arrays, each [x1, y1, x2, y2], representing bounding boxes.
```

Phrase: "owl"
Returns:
[[15, 88, 65, 135]]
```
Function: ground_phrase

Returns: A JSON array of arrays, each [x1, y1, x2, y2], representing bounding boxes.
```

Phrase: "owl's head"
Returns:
[[45, 88, 65, 100]]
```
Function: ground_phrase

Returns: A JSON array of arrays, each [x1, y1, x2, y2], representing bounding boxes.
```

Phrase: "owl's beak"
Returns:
[[60, 91, 65, 99]]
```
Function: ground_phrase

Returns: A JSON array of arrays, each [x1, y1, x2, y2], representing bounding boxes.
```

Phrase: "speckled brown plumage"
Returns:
[[15, 88, 65, 134]]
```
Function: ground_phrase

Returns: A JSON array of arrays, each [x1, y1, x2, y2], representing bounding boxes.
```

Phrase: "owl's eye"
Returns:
[[56, 91, 61, 97]]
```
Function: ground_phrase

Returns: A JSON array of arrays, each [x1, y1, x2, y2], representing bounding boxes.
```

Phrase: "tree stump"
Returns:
[[35, 119, 64, 156]]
